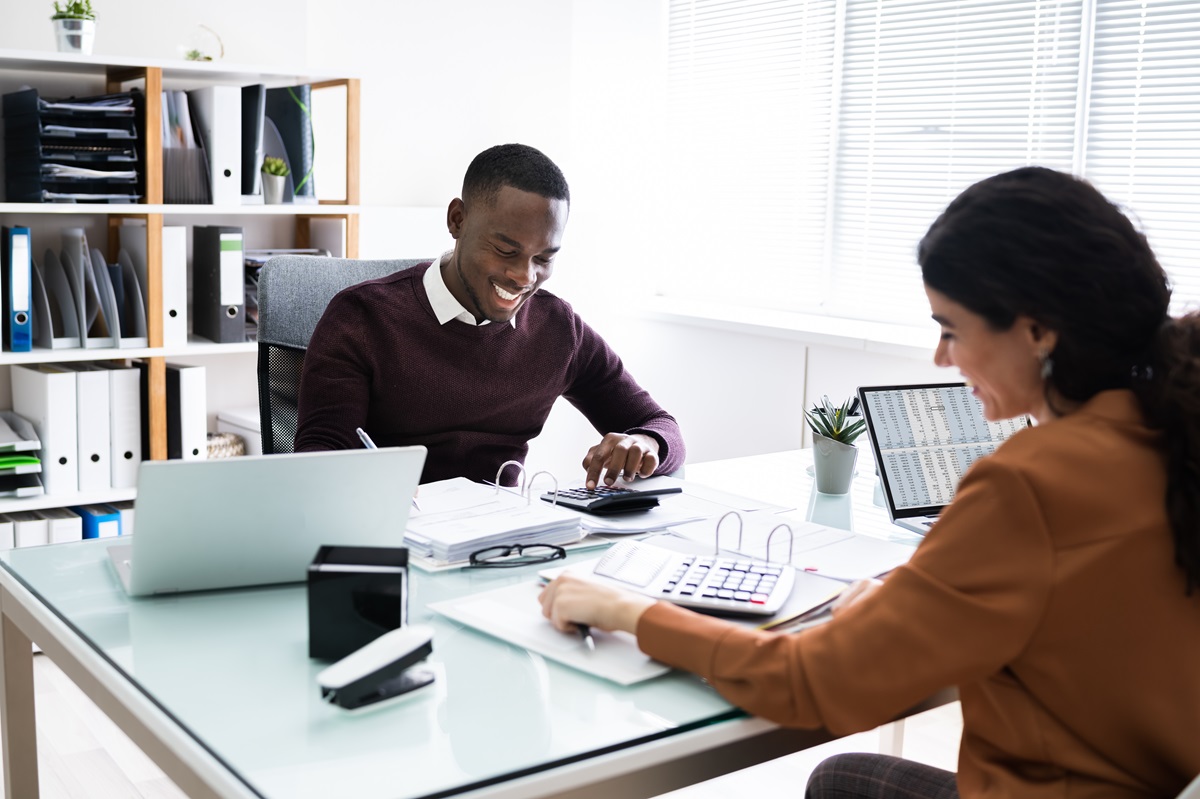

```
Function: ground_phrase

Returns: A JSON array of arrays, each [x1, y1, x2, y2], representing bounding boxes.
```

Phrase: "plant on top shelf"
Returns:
[[262, 156, 290, 177], [51, 0, 95, 20], [804, 395, 866, 445]]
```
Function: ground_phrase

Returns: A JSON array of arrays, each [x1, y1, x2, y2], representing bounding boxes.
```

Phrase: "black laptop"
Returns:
[[857, 382, 1030, 535]]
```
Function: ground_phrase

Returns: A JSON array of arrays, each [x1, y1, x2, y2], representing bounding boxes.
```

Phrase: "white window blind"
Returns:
[[662, 0, 838, 309], [662, 0, 1200, 325], [831, 0, 1084, 323], [1083, 0, 1200, 315]]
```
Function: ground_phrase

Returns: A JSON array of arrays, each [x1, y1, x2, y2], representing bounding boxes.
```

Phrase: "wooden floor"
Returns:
[[4, 654, 186, 799], [5, 653, 962, 799]]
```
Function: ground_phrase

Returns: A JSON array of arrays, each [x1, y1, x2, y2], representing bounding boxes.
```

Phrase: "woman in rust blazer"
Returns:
[[541, 167, 1200, 799]]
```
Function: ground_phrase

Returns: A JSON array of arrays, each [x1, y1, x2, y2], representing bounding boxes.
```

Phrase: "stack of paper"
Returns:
[[404, 478, 583, 564]]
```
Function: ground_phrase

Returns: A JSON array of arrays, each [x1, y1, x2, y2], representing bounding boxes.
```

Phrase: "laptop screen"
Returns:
[[856, 383, 1029, 521]]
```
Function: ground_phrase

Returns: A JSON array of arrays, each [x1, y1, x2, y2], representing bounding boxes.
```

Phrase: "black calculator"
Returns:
[[541, 485, 683, 515]]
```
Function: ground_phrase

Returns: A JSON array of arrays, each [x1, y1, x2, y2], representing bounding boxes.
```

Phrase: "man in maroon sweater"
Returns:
[[294, 143, 684, 487]]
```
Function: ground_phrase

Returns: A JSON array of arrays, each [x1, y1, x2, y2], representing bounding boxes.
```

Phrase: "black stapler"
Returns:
[[316, 625, 435, 709]]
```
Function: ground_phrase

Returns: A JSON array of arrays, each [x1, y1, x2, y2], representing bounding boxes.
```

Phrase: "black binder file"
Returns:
[[192, 225, 245, 343], [241, 85, 266, 198]]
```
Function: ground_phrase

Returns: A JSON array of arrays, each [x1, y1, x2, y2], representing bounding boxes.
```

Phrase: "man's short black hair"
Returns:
[[462, 143, 570, 208]]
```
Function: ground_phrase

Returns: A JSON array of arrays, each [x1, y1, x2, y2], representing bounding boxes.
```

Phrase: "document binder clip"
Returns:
[[315, 625, 434, 710]]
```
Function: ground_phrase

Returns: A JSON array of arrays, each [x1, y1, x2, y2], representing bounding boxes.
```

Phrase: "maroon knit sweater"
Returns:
[[294, 262, 685, 485]]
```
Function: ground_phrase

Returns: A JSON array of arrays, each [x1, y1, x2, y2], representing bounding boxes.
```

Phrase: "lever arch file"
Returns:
[[1, 226, 32, 352], [193, 226, 246, 343]]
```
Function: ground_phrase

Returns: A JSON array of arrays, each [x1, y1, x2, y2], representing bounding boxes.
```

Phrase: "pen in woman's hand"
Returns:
[[577, 623, 596, 651], [357, 427, 421, 511]]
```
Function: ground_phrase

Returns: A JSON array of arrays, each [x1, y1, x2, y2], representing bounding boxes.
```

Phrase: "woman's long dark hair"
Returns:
[[918, 166, 1200, 593]]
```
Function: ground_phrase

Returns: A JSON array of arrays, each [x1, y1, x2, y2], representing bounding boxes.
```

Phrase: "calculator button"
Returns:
[[733, 591, 751, 601], [751, 594, 769, 604]]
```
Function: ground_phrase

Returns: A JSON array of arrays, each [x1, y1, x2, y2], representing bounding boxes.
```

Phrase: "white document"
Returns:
[[11, 364, 78, 494], [672, 511, 915, 582], [37, 507, 83, 544], [94, 362, 142, 488], [166, 363, 207, 461], [67, 364, 112, 492], [634, 475, 793, 514], [8, 511, 49, 548], [406, 478, 582, 563], [429, 580, 670, 686], [187, 86, 242, 206]]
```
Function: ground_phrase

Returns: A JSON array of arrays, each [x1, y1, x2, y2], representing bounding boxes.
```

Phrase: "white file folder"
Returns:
[[188, 86, 242, 206], [65, 364, 112, 492], [8, 511, 49, 548], [35, 249, 82, 349], [166, 363, 207, 461], [61, 228, 114, 350], [94, 362, 142, 489], [36, 507, 83, 544], [120, 222, 187, 347], [161, 226, 189, 347], [11, 364, 78, 494]]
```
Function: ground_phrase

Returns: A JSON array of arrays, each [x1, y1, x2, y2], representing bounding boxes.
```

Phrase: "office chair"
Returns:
[[256, 255, 429, 454]]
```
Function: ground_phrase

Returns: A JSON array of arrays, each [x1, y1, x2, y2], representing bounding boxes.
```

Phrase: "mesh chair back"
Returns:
[[257, 256, 429, 454]]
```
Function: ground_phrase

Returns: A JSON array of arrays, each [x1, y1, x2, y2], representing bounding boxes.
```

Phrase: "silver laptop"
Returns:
[[108, 447, 426, 596], [857, 383, 1029, 535]]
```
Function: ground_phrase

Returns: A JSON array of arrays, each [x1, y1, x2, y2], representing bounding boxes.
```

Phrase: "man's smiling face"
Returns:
[[444, 185, 569, 324]]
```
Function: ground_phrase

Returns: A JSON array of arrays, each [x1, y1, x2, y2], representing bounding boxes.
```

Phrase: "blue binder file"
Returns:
[[70, 504, 121, 539], [1, 226, 32, 352]]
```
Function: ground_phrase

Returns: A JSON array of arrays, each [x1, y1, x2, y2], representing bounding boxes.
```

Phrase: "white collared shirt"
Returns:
[[423, 251, 517, 328]]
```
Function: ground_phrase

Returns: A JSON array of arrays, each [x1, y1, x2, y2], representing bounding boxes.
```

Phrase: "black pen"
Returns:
[[577, 623, 596, 651], [357, 427, 421, 511]]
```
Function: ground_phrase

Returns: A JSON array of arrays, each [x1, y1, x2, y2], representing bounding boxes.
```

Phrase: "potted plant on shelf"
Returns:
[[51, 0, 96, 55], [804, 395, 866, 495], [261, 156, 289, 205]]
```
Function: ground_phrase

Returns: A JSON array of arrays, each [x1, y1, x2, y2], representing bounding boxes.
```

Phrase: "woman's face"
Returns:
[[925, 285, 1057, 424]]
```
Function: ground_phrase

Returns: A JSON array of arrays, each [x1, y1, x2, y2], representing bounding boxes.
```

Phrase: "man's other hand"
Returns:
[[582, 433, 660, 489]]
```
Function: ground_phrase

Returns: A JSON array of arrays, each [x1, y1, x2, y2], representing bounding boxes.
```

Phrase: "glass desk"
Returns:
[[0, 450, 933, 799]]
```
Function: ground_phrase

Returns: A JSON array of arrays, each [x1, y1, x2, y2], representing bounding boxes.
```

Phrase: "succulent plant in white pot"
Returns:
[[804, 395, 866, 494], [51, 0, 97, 55]]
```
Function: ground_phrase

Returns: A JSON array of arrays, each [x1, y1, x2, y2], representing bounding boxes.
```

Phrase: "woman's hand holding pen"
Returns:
[[539, 575, 655, 637]]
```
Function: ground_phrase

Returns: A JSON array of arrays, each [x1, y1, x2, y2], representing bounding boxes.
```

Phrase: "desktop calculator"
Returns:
[[540, 485, 683, 515], [591, 539, 795, 616]]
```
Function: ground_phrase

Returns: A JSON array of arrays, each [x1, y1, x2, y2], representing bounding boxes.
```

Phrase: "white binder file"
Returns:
[[188, 86, 242, 206], [0, 516, 14, 550], [94, 362, 141, 488], [166, 363, 207, 460], [161, 226, 188, 347], [8, 511, 49, 548], [36, 507, 83, 544], [12, 364, 78, 494], [65, 364, 112, 492]]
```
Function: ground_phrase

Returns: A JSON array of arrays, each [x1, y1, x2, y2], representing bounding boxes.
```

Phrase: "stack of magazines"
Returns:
[[2, 88, 143, 203]]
